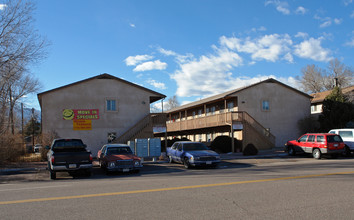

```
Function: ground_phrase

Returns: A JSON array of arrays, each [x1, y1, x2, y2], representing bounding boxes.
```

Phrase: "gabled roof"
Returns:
[[166, 78, 312, 113], [311, 85, 354, 104], [37, 73, 166, 107]]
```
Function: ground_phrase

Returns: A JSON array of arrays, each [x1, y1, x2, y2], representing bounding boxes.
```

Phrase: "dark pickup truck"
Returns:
[[47, 139, 93, 179]]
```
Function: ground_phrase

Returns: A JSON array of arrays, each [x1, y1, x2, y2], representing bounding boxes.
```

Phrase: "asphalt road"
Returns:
[[0, 157, 354, 220]]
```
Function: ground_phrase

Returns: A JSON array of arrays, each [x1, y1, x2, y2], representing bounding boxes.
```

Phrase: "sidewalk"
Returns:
[[0, 147, 287, 175]]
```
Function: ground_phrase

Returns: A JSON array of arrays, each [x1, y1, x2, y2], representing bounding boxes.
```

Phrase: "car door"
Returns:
[[169, 143, 178, 161], [306, 135, 316, 153], [297, 134, 309, 152], [175, 143, 184, 162], [316, 135, 325, 151]]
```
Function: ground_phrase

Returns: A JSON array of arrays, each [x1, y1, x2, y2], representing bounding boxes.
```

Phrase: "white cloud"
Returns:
[[265, 0, 290, 15], [171, 48, 243, 97], [319, 18, 332, 28], [295, 6, 307, 15], [295, 32, 309, 39], [147, 79, 167, 90], [129, 23, 136, 28], [334, 18, 343, 24], [124, 54, 153, 66], [345, 38, 354, 47], [344, 0, 353, 6], [0, 4, 6, 10], [250, 26, 267, 33], [351, 11, 354, 18], [315, 15, 342, 28], [133, 60, 167, 72], [219, 34, 293, 62], [293, 37, 332, 62], [158, 48, 177, 56]]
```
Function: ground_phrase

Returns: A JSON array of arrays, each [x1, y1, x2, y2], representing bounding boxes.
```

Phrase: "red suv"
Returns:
[[285, 133, 345, 159]]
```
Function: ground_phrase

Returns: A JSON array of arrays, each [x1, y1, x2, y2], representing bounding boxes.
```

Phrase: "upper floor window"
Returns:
[[262, 100, 270, 111], [227, 102, 234, 112], [192, 111, 196, 118], [210, 106, 216, 115], [198, 109, 202, 117], [106, 99, 117, 111]]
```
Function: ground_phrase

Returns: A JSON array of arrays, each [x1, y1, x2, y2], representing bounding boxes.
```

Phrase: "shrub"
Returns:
[[0, 135, 25, 164], [210, 136, 242, 153], [243, 143, 258, 156], [38, 130, 59, 161]]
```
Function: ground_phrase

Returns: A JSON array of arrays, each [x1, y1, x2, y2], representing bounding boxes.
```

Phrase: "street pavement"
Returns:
[[0, 147, 287, 175]]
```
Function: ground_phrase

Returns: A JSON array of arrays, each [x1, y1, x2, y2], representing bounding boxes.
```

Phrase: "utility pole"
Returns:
[[32, 108, 35, 147], [21, 103, 24, 145]]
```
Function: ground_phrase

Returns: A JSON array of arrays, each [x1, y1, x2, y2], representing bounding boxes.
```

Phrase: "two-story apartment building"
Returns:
[[163, 78, 312, 150], [38, 73, 166, 154]]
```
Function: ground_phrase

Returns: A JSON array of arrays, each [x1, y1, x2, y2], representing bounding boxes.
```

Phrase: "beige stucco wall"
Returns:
[[235, 82, 311, 147], [40, 78, 156, 154]]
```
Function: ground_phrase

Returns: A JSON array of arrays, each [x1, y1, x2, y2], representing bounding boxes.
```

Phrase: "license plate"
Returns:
[[334, 144, 338, 147], [206, 161, 212, 165], [123, 169, 129, 172], [69, 164, 76, 169]]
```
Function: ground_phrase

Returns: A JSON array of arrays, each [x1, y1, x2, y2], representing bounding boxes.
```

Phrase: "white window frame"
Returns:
[[106, 98, 118, 112]]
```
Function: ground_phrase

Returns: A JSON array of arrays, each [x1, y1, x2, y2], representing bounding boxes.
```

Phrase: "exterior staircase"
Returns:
[[114, 113, 167, 144], [240, 112, 275, 150]]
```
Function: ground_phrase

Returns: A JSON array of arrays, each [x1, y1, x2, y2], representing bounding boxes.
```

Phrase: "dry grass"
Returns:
[[18, 153, 42, 162]]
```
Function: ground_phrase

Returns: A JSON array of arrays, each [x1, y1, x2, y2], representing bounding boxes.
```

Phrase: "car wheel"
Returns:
[[343, 146, 351, 157], [183, 158, 191, 169], [168, 156, 173, 163], [50, 170, 56, 180], [288, 146, 296, 156], [313, 148, 321, 159]]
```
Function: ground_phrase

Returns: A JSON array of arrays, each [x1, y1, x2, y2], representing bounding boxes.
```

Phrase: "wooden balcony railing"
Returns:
[[166, 112, 242, 131], [166, 111, 275, 146]]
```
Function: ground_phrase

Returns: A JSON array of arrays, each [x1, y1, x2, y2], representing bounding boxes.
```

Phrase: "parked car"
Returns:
[[34, 144, 42, 153], [97, 144, 142, 174], [328, 129, 354, 156], [285, 133, 345, 159], [47, 139, 93, 180], [166, 141, 221, 168]]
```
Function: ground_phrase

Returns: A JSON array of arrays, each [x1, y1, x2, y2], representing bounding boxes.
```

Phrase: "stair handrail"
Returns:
[[233, 111, 275, 145], [115, 113, 167, 143]]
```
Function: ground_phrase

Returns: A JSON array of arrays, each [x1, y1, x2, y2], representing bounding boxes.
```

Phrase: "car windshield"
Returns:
[[327, 135, 343, 143], [183, 143, 209, 151], [53, 140, 84, 147], [106, 147, 132, 155], [52, 140, 85, 152]]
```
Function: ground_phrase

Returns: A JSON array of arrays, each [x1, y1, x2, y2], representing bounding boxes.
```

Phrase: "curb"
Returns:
[[0, 167, 47, 175]]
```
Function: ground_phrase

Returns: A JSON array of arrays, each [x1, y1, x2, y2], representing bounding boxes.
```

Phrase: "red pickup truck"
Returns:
[[285, 133, 345, 159]]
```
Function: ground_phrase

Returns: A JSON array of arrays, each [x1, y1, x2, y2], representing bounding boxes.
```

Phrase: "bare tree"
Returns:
[[326, 58, 354, 89], [165, 95, 180, 111], [0, 0, 48, 135], [299, 64, 326, 93], [299, 59, 354, 94]]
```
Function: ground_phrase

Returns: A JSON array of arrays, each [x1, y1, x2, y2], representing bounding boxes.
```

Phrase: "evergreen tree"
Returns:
[[319, 86, 354, 131], [24, 119, 41, 137]]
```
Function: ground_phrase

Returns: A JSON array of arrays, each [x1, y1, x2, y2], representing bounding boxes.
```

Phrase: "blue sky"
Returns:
[[25, 0, 354, 110]]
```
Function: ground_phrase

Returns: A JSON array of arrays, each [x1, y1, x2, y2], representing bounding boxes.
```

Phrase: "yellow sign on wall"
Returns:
[[73, 120, 92, 130]]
